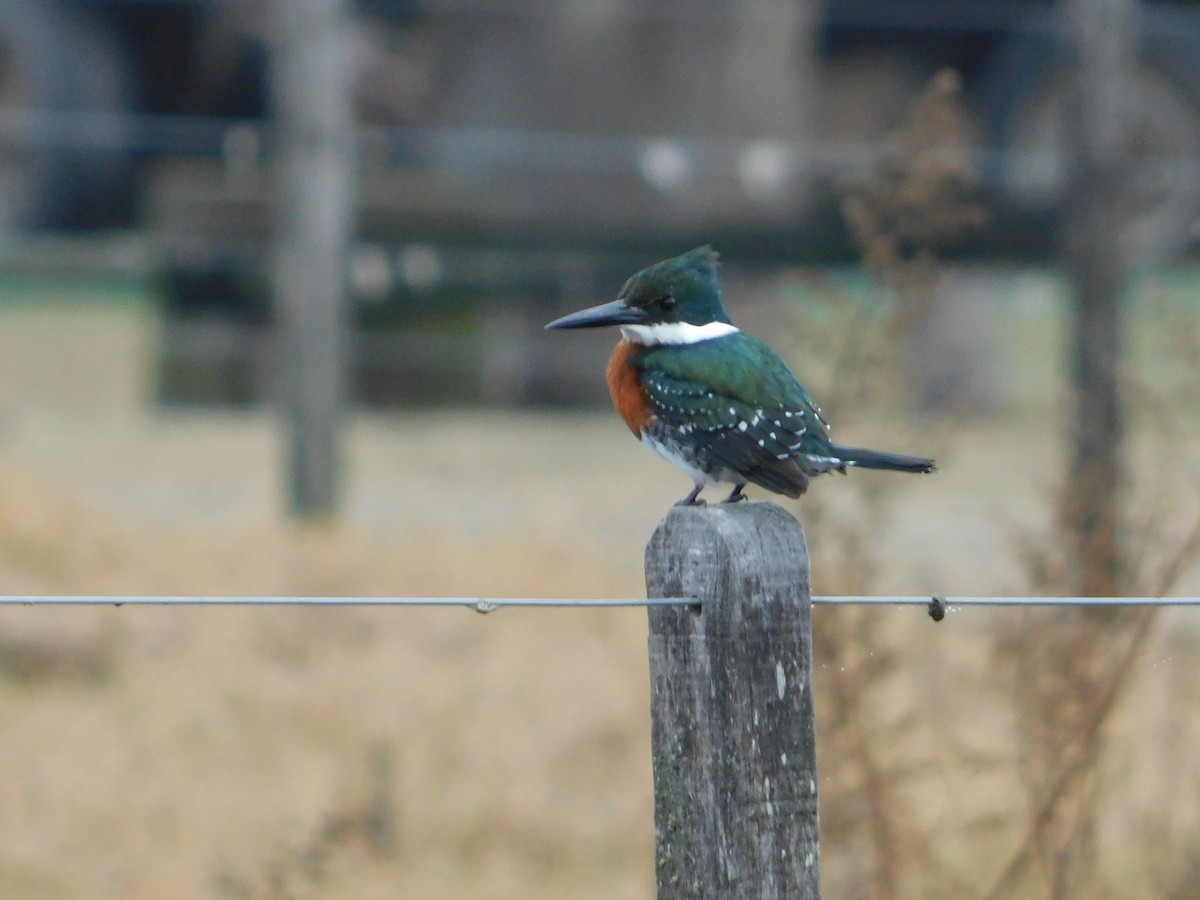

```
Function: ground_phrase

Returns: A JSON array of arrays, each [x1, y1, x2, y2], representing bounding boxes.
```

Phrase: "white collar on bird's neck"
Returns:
[[619, 321, 739, 346]]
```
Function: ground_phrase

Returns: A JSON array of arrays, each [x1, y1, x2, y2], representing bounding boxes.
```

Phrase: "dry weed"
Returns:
[[803, 67, 1200, 900]]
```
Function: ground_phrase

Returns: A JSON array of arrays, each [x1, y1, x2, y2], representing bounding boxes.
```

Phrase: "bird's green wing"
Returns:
[[636, 330, 818, 408], [635, 332, 833, 491]]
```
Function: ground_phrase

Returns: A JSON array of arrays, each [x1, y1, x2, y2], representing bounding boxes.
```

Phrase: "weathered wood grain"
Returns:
[[645, 501, 820, 899]]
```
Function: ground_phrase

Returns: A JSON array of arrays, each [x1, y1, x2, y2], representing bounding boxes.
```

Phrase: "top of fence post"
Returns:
[[644, 500, 820, 899]]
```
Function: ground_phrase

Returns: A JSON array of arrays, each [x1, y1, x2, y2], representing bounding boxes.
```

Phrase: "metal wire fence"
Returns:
[[2, 595, 1198, 621]]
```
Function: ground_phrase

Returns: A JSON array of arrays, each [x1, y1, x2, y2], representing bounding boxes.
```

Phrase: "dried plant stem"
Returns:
[[1148, 513, 1200, 599], [983, 609, 1157, 900], [827, 633, 902, 898]]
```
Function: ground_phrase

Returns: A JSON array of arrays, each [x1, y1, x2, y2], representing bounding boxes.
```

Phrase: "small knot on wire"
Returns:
[[928, 595, 947, 622], [473, 599, 499, 614]]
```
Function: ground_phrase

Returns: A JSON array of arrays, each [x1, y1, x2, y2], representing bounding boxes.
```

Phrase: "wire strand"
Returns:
[[0, 595, 1197, 612]]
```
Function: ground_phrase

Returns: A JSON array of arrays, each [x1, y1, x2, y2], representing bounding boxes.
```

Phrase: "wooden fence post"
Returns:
[[270, 0, 354, 516], [645, 501, 820, 899]]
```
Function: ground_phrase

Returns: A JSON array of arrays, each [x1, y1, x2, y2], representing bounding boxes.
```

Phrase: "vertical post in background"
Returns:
[[645, 502, 820, 899], [1061, 0, 1136, 594], [270, 0, 354, 516]]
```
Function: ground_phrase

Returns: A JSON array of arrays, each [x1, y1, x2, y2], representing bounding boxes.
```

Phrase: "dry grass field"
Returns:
[[0, 273, 1198, 898]]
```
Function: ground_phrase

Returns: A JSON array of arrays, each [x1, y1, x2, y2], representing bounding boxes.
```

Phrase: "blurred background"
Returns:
[[1, 0, 1199, 897]]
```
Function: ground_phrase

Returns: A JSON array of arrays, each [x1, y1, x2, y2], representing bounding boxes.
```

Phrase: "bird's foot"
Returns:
[[721, 484, 747, 504], [675, 485, 706, 507]]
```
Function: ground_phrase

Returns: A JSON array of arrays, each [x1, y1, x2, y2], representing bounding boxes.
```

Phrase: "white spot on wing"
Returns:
[[776, 660, 786, 699]]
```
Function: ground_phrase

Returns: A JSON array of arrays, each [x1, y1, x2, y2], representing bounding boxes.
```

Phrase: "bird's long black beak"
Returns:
[[545, 298, 650, 330]]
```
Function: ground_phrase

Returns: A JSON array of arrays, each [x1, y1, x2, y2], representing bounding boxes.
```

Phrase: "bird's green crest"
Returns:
[[619, 246, 731, 325]]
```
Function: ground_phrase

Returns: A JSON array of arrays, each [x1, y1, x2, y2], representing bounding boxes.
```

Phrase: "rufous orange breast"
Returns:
[[605, 339, 653, 436]]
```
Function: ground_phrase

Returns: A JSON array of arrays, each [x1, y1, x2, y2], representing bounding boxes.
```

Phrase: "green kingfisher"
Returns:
[[545, 246, 935, 506]]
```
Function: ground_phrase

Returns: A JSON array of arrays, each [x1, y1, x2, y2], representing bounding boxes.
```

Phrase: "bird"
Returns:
[[545, 246, 935, 506]]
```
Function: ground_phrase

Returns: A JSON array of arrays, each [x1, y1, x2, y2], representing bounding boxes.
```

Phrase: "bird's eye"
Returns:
[[660, 296, 677, 311]]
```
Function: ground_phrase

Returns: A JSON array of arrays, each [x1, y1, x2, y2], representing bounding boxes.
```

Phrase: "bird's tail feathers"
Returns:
[[828, 443, 936, 474]]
